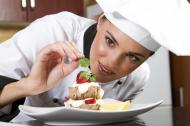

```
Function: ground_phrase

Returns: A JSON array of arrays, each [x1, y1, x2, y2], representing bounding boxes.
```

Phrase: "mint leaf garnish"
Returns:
[[78, 58, 96, 82], [79, 58, 90, 67], [89, 74, 96, 82]]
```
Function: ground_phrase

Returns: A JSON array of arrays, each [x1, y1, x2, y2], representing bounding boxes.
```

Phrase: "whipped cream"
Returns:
[[66, 99, 84, 107], [71, 82, 101, 94]]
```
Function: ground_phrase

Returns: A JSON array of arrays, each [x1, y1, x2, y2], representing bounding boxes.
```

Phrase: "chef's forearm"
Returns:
[[0, 78, 28, 108]]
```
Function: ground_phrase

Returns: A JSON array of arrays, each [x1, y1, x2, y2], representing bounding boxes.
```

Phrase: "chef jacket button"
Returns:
[[117, 80, 122, 85], [53, 98, 59, 103]]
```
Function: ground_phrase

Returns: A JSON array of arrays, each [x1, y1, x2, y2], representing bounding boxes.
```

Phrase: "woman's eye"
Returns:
[[105, 36, 115, 48], [127, 54, 140, 63]]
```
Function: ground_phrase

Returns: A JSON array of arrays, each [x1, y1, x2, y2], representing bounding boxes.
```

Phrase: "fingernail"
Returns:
[[64, 55, 70, 64]]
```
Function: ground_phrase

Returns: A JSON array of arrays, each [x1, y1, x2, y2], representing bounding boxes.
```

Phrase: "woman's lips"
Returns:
[[98, 61, 115, 75]]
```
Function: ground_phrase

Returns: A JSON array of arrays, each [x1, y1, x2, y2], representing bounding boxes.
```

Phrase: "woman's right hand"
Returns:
[[23, 41, 84, 96]]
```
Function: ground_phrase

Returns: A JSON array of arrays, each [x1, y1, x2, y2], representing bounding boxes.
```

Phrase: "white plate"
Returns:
[[19, 99, 163, 125]]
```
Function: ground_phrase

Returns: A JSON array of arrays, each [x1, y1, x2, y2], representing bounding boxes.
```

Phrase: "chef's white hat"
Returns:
[[96, 0, 190, 56]]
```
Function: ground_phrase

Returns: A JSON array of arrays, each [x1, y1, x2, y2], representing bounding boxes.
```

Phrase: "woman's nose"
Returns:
[[108, 53, 121, 67]]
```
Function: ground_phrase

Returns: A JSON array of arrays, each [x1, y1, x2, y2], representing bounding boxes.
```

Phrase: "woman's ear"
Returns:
[[97, 14, 105, 31]]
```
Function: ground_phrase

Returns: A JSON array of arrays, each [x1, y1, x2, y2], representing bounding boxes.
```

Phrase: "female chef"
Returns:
[[0, 0, 189, 122]]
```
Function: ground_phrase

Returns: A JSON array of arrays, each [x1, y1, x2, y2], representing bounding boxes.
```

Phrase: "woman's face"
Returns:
[[89, 15, 152, 83]]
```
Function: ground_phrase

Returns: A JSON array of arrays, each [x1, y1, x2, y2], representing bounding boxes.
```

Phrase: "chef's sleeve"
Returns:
[[0, 17, 55, 115], [0, 12, 80, 115], [0, 76, 17, 116]]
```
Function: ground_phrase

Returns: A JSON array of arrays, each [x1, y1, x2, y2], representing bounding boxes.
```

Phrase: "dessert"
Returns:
[[65, 58, 104, 110], [65, 81, 104, 110]]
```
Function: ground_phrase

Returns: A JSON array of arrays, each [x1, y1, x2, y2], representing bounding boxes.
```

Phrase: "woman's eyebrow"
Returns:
[[106, 31, 119, 45], [127, 51, 145, 58]]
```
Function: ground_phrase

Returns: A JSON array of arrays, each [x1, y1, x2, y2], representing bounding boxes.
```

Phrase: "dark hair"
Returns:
[[150, 51, 155, 56]]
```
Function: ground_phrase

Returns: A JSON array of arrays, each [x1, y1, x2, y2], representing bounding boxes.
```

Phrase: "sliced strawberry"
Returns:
[[85, 98, 96, 104], [76, 71, 89, 84], [77, 77, 88, 84]]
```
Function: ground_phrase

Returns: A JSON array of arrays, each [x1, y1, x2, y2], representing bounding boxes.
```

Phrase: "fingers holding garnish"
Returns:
[[60, 41, 84, 61]]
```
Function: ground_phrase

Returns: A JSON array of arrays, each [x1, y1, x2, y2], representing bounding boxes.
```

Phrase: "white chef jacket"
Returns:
[[0, 12, 150, 121]]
